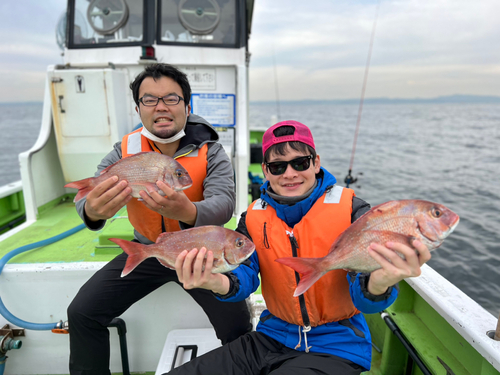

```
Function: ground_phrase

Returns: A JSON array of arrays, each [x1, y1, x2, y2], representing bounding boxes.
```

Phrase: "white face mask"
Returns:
[[141, 125, 186, 144], [139, 106, 188, 144]]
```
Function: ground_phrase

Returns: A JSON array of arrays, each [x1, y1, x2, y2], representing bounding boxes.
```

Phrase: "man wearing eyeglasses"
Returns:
[[168, 120, 432, 375], [67, 63, 252, 375]]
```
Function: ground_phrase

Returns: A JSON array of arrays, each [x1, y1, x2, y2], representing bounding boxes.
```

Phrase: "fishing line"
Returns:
[[345, 0, 381, 187], [272, 44, 281, 121]]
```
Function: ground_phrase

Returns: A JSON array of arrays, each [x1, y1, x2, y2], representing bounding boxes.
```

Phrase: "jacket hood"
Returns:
[[183, 113, 219, 146]]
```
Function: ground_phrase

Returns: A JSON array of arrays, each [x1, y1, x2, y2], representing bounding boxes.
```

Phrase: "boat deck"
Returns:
[[0, 194, 128, 263]]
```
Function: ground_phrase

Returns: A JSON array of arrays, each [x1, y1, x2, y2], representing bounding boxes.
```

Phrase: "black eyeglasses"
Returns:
[[265, 155, 314, 176], [139, 94, 184, 107]]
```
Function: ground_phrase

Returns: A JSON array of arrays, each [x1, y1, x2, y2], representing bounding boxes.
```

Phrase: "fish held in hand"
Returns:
[[110, 226, 255, 277], [64, 152, 192, 202], [275, 199, 460, 297]]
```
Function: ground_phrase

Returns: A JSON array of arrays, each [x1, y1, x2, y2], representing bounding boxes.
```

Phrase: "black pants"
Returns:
[[67, 252, 252, 375], [165, 331, 365, 375]]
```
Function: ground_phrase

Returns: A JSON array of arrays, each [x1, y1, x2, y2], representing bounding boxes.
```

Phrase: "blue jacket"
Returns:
[[217, 168, 398, 370]]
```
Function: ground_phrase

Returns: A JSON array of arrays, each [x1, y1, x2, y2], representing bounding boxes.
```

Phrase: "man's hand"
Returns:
[[138, 180, 197, 225], [367, 239, 431, 295], [175, 247, 230, 295], [84, 176, 132, 222]]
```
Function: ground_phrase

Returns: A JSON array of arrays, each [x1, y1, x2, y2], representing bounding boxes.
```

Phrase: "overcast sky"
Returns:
[[1, 0, 499, 102]]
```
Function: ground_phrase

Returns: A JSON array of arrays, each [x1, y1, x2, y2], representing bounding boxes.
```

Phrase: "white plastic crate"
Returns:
[[155, 328, 221, 374]]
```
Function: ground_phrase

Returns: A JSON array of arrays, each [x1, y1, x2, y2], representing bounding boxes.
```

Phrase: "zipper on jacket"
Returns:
[[287, 231, 311, 328], [263, 222, 270, 249]]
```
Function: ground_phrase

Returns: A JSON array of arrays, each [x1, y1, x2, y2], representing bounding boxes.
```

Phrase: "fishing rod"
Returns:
[[345, 0, 381, 188], [272, 44, 281, 121]]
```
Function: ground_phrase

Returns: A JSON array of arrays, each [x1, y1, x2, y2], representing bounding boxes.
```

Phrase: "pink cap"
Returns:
[[262, 120, 315, 156]]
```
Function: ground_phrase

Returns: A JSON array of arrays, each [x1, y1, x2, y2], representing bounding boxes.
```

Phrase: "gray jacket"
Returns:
[[76, 114, 236, 244]]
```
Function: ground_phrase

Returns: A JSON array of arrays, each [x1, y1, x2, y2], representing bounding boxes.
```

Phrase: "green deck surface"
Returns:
[[0, 196, 129, 263], [0, 189, 26, 235]]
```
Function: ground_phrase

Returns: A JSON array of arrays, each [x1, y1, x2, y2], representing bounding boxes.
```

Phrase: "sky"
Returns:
[[1, 0, 499, 102]]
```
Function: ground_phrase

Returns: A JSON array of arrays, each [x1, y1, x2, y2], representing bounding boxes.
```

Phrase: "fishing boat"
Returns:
[[0, 0, 499, 374]]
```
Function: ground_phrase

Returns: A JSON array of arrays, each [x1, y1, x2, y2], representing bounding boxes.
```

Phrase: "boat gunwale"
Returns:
[[406, 264, 500, 371]]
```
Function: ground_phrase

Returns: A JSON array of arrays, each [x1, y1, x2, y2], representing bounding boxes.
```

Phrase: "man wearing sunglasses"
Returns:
[[169, 120, 431, 374], [67, 63, 252, 375]]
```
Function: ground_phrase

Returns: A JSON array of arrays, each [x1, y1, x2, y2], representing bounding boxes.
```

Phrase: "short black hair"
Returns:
[[263, 125, 317, 163], [130, 63, 191, 106]]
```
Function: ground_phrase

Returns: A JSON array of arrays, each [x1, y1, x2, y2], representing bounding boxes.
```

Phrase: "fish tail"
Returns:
[[275, 257, 326, 297], [109, 238, 149, 277], [64, 178, 95, 202]]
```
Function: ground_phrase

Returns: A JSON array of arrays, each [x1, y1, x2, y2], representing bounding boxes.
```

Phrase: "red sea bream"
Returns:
[[275, 199, 460, 296], [110, 226, 256, 277], [64, 152, 192, 202]]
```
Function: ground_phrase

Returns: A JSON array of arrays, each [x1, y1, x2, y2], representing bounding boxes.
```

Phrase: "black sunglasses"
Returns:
[[265, 155, 314, 176]]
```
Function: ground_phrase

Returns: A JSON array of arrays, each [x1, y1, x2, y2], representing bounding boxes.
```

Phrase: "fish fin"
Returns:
[[275, 257, 326, 297], [64, 178, 95, 202], [157, 258, 175, 270], [108, 238, 149, 277]]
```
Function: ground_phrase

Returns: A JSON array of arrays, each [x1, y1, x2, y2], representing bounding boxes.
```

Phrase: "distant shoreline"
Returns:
[[2, 95, 500, 106], [251, 95, 500, 105]]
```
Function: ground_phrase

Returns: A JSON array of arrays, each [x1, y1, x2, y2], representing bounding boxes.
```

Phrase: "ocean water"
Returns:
[[0, 103, 43, 186], [1, 101, 499, 317]]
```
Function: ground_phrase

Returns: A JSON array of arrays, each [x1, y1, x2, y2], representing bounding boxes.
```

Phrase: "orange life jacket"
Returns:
[[121, 128, 206, 242], [246, 186, 360, 327]]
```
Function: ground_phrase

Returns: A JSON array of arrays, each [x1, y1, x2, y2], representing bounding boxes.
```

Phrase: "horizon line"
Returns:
[[1, 94, 500, 106]]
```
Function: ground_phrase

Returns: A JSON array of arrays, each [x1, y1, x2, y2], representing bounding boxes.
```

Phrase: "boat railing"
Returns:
[[405, 265, 500, 371], [0, 181, 22, 200]]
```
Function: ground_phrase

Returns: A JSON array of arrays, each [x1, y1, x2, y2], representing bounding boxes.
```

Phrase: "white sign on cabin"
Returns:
[[191, 93, 236, 127], [183, 67, 217, 90], [214, 127, 235, 158]]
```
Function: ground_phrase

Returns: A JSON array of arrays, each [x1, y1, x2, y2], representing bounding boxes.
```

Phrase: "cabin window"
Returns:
[[158, 0, 238, 47], [71, 0, 144, 46]]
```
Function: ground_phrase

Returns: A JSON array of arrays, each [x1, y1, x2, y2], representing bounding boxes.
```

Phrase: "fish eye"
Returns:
[[175, 169, 183, 177], [432, 208, 442, 218], [235, 238, 244, 247]]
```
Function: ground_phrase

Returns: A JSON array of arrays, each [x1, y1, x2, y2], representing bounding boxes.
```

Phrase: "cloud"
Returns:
[[1, 0, 499, 102], [247, 0, 500, 100], [0, 1, 66, 102], [250, 63, 500, 101]]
